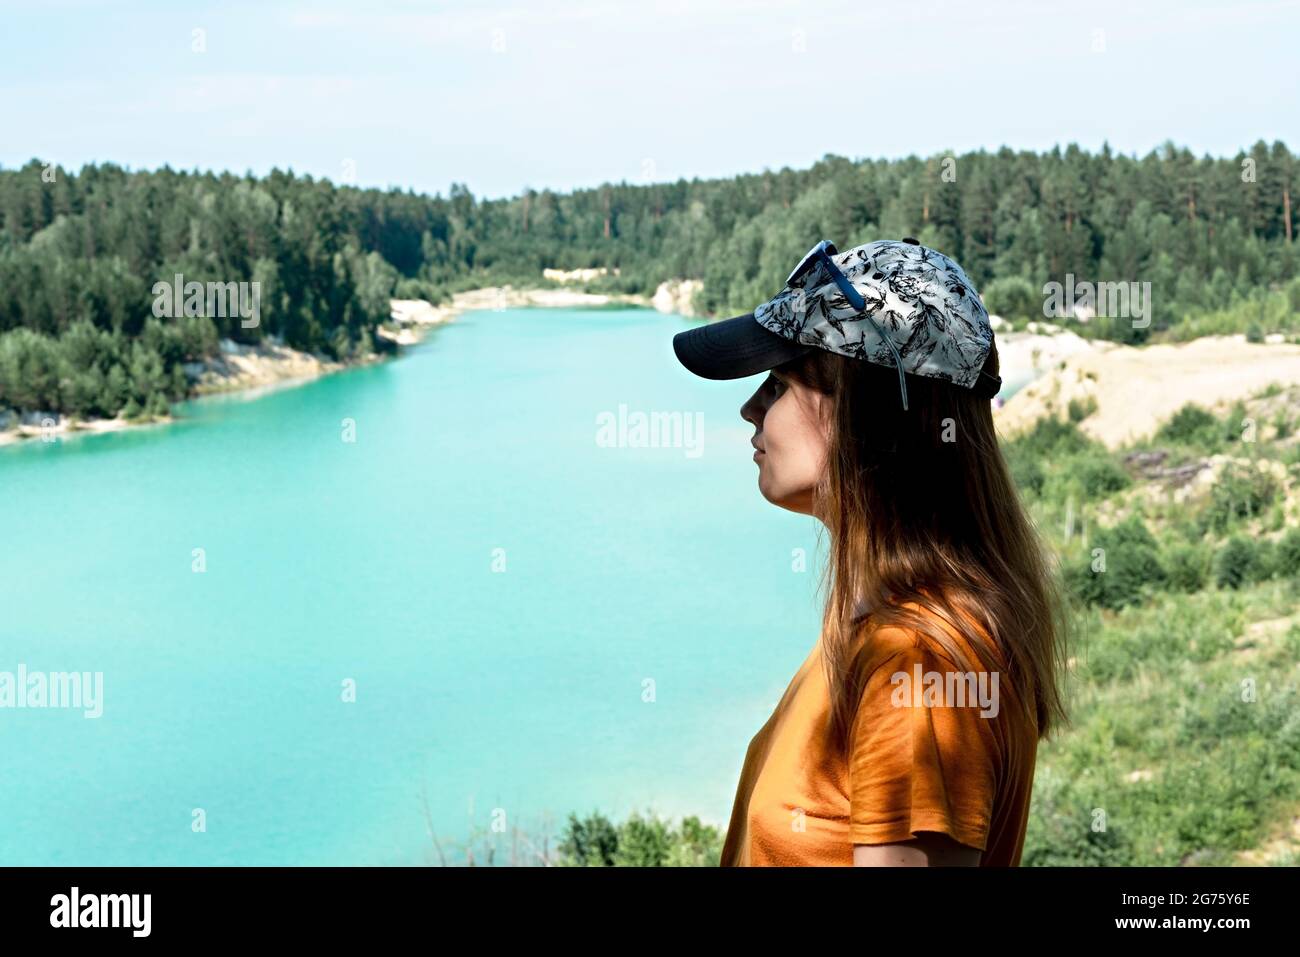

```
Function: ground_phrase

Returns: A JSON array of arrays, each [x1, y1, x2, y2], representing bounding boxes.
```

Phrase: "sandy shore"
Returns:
[[0, 414, 154, 447], [187, 339, 353, 397], [0, 288, 652, 449], [433, 285, 650, 314]]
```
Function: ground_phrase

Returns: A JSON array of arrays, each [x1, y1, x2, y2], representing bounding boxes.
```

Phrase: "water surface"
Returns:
[[0, 307, 827, 865]]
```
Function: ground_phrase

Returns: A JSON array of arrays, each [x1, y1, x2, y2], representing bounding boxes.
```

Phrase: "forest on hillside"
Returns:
[[1, 140, 1298, 418]]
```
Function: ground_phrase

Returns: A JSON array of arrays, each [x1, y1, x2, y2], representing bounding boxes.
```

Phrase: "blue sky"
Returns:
[[1, 0, 1296, 199]]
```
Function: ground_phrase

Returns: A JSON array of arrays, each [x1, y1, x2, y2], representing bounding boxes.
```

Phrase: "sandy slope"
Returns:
[[992, 322, 1114, 394], [995, 334, 1300, 448]]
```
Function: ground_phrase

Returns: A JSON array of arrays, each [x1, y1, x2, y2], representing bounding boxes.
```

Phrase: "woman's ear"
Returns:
[[818, 393, 835, 441]]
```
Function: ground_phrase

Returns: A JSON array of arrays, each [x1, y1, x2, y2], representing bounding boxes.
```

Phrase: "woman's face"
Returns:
[[739, 366, 831, 516]]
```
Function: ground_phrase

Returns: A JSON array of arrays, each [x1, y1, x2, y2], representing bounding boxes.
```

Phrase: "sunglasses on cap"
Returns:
[[786, 239, 911, 411]]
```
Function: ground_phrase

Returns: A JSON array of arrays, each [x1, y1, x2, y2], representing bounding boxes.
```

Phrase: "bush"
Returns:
[[1156, 403, 1219, 448], [558, 811, 620, 866], [1202, 463, 1279, 534], [1213, 536, 1258, 589], [1164, 542, 1209, 592], [556, 810, 722, 867], [1008, 416, 1097, 461], [1004, 419, 1088, 498], [1068, 516, 1167, 609], [1005, 447, 1045, 495], [1252, 540, 1279, 581], [611, 813, 673, 866], [1273, 410, 1294, 441], [1073, 451, 1131, 500], [1068, 395, 1099, 422], [984, 276, 1042, 322], [1279, 528, 1300, 577]]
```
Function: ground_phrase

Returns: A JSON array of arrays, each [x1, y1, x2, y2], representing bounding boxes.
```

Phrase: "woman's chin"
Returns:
[[758, 478, 813, 516]]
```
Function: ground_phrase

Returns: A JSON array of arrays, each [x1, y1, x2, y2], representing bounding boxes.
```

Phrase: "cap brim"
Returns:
[[672, 313, 814, 380]]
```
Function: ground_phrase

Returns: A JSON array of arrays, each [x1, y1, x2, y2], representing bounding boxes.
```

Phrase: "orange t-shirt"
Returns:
[[719, 603, 1038, 866]]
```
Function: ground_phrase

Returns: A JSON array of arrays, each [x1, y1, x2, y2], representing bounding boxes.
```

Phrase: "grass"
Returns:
[[1025, 584, 1300, 865]]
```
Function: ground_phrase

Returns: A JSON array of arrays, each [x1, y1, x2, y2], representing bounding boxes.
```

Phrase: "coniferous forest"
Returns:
[[1, 140, 1298, 418]]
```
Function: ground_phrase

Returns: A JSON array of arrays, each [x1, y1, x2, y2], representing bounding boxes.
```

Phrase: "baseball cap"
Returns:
[[672, 238, 1002, 407]]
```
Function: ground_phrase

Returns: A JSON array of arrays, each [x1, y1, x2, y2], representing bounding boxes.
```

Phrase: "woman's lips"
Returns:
[[753, 449, 765, 462]]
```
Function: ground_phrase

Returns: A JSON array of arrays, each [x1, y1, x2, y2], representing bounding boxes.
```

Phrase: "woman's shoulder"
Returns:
[[860, 593, 1007, 676]]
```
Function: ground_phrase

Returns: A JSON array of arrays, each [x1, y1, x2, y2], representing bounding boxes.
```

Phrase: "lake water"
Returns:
[[0, 307, 830, 865]]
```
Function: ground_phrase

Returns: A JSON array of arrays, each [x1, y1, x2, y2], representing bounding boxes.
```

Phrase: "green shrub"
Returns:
[[1021, 768, 1131, 866], [1068, 395, 1099, 422], [1005, 447, 1046, 495], [1214, 536, 1258, 589], [1067, 516, 1166, 609], [983, 276, 1041, 322], [556, 811, 722, 867], [1273, 410, 1294, 441], [1004, 417, 1107, 500], [1278, 528, 1300, 577], [1017, 416, 1097, 458], [557, 811, 620, 866], [1252, 540, 1279, 581], [1156, 403, 1219, 447], [1202, 463, 1279, 534], [611, 813, 673, 866], [1073, 452, 1131, 500], [1164, 542, 1210, 592]]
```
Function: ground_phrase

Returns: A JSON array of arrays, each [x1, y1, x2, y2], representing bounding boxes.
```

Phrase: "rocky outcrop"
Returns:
[[652, 279, 703, 318]]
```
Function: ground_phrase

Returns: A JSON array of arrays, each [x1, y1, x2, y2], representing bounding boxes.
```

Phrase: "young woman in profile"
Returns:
[[672, 238, 1069, 867]]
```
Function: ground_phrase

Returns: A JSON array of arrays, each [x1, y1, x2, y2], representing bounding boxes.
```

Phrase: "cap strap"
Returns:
[[973, 371, 1002, 399]]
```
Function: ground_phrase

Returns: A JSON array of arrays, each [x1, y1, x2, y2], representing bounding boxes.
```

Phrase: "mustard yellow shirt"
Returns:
[[720, 604, 1038, 866]]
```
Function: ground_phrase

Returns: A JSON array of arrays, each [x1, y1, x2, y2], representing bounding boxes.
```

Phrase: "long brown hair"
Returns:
[[778, 341, 1070, 755]]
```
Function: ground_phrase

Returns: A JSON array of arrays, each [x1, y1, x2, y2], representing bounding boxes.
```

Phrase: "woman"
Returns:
[[672, 238, 1069, 866]]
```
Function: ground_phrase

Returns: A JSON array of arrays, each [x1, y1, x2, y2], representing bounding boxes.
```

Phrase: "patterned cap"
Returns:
[[755, 238, 996, 392], [673, 238, 1001, 400]]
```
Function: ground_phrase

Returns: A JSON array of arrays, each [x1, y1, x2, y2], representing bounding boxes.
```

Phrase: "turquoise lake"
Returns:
[[0, 307, 831, 865]]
